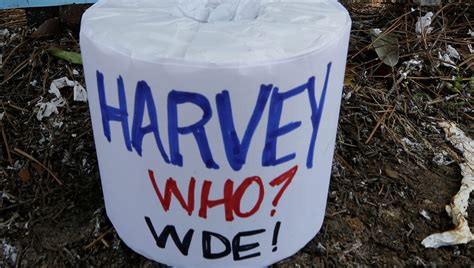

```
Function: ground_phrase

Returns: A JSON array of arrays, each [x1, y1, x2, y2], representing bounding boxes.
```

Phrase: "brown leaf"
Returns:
[[344, 65, 356, 87], [31, 17, 61, 38], [18, 167, 31, 182], [345, 217, 365, 233], [384, 167, 399, 179]]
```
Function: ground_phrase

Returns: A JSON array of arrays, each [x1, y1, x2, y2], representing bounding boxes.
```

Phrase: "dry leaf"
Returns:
[[385, 167, 399, 179], [31, 18, 61, 38], [371, 29, 400, 67], [18, 168, 31, 182], [344, 65, 356, 87]]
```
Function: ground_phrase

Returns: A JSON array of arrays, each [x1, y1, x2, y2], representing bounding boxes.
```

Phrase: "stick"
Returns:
[[365, 107, 393, 144], [84, 229, 112, 250], [1, 125, 12, 164]]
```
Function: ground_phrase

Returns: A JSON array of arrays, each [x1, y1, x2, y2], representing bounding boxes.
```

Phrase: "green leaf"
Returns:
[[48, 48, 83, 65], [371, 29, 399, 67]]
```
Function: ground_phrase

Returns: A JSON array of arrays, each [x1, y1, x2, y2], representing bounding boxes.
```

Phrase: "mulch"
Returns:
[[0, 3, 473, 267]]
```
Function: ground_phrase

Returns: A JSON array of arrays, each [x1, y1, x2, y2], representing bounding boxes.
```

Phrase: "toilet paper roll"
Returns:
[[80, 0, 351, 267]]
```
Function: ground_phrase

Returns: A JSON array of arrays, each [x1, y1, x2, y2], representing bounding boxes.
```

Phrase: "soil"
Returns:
[[1, 3, 473, 267]]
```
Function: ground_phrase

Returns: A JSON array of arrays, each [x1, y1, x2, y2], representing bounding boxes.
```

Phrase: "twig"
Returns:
[[8, 102, 29, 113], [327, 209, 348, 218], [13, 147, 63, 185], [1, 57, 30, 85], [335, 153, 359, 176], [1, 125, 12, 164], [1, 39, 27, 68], [84, 229, 113, 250], [365, 107, 394, 144]]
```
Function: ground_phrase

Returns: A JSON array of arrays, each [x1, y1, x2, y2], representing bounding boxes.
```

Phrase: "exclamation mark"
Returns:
[[272, 221, 281, 252]]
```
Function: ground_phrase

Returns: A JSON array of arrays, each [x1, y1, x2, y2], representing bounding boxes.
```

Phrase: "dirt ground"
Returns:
[[1, 3, 473, 267]]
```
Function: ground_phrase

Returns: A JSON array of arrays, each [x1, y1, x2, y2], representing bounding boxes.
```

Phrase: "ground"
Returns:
[[1, 3, 473, 267]]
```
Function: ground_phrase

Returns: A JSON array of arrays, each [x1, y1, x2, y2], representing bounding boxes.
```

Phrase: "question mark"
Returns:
[[269, 165, 298, 217]]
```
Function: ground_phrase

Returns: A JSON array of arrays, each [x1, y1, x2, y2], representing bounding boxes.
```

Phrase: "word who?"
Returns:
[[148, 165, 298, 221], [96, 62, 332, 171]]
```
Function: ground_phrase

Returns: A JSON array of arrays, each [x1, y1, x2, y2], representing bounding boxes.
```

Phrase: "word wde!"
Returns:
[[145, 218, 282, 261], [95, 63, 332, 171]]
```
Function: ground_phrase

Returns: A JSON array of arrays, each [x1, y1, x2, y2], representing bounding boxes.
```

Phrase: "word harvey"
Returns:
[[94, 63, 332, 171]]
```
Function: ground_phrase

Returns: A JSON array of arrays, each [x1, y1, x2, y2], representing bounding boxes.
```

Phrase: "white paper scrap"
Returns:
[[36, 77, 81, 120], [446, 45, 460, 60], [0, 29, 9, 39], [420, 209, 431, 221], [404, 58, 423, 71], [438, 51, 456, 68], [422, 121, 474, 248], [36, 96, 66, 120], [400, 57, 423, 79], [371, 28, 382, 36], [1, 239, 17, 265], [415, 12, 434, 34], [50, 77, 75, 98], [73, 81, 88, 102], [49, 77, 87, 104], [432, 151, 454, 166]]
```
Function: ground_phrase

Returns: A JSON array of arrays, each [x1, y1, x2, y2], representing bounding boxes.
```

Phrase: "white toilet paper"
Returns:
[[81, 0, 350, 64], [80, 0, 351, 267]]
